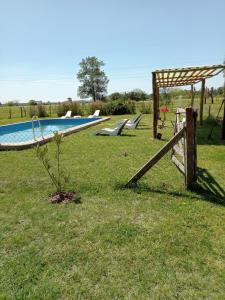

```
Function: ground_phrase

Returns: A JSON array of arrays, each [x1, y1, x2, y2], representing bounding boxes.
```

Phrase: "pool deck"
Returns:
[[0, 117, 110, 150]]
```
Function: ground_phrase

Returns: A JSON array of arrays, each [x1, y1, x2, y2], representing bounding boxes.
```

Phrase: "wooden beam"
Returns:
[[155, 66, 225, 88], [152, 72, 159, 138], [154, 64, 225, 73], [199, 79, 205, 126], [126, 128, 185, 186], [157, 75, 213, 82], [158, 81, 197, 87], [185, 108, 197, 188]]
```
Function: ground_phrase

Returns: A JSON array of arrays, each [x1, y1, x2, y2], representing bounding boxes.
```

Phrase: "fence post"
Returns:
[[185, 107, 197, 188], [199, 79, 205, 125], [20, 106, 23, 118], [190, 84, 194, 107], [208, 105, 211, 118]]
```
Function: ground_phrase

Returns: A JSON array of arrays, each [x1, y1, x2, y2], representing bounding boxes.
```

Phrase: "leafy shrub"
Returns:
[[70, 102, 84, 116], [87, 100, 136, 115], [108, 92, 125, 101], [29, 106, 37, 117], [57, 102, 84, 117], [126, 89, 149, 101], [57, 103, 67, 117], [139, 101, 152, 114], [88, 101, 108, 115], [106, 100, 136, 115], [37, 105, 48, 118], [107, 90, 149, 102]]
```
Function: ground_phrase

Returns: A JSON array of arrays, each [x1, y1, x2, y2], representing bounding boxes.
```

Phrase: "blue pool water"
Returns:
[[0, 118, 100, 144]]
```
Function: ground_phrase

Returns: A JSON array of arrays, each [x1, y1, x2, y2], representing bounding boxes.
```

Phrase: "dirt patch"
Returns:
[[48, 191, 76, 204]]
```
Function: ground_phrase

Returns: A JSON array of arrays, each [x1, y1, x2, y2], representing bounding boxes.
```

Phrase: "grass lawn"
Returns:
[[0, 114, 225, 299]]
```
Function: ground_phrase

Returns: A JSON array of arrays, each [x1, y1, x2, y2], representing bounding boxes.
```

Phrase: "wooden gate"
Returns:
[[126, 107, 198, 189]]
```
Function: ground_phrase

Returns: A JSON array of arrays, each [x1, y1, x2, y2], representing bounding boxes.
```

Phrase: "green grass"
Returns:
[[0, 113, 225, 299]]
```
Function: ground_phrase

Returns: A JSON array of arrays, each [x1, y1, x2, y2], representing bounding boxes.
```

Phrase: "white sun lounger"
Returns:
[[116, 114, 142, 129], [88, 110, 100, 118], [126, 114, 143, 129], [61, 110, 72, 118], [95, 119, 128, 136]]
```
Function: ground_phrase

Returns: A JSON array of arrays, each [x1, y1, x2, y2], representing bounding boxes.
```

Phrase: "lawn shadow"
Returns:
[[138, 123, 150, 127], [119, 167, 225, 206], [117, 181, 200, 201], [93, 133, 136, 137], [121, 133, 137, 137], [190, 167, 225, 205], [197, 118, 225, 146], [135, 127, 151, 130]]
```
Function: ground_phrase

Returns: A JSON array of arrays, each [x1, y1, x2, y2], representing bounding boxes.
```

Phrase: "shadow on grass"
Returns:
[[121, 133, 137, 137], [94, 133, 136, 137], [197, 118, 225, 146], [190, 168, 225, 205], [119, 167, 225, 206], [135, 127, 152, 130]]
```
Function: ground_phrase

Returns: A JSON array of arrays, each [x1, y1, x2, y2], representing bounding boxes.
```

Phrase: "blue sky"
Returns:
[[0, 0, 225, 103]]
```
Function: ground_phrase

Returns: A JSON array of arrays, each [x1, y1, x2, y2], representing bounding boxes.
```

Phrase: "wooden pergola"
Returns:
[[152, 64, 225, 139]]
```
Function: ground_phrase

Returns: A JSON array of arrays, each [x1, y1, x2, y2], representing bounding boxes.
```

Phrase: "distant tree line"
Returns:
[[106, 89, 150, 102]]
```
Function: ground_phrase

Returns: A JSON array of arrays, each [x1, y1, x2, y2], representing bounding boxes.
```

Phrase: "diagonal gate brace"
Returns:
[[125, 128, 185, 187]]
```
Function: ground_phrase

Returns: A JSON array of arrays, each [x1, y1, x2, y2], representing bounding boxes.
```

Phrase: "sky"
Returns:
[[0, 0, 225, 103]]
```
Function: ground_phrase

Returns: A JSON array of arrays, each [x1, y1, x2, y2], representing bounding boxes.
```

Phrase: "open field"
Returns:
[[0, 112, 225, 299]]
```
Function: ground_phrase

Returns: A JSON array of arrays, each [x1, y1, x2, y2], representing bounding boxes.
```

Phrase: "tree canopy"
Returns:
[[77, 56, 109, 101]]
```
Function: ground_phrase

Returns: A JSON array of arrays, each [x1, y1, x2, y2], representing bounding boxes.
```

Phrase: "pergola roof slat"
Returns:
[[153, 64, 225, 87]]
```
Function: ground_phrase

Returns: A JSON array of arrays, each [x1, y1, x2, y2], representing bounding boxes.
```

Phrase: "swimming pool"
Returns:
[[0, 117, 110, 150]]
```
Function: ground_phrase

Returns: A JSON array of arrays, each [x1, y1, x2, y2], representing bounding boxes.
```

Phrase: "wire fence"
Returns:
[[0, 96, 223, 124], [0, 101, 148, 121], [0, 104, 60, 120]]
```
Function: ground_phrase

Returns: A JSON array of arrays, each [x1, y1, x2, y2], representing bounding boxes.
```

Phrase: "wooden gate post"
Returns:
[[185, 107, 197, 188], [20, 106, 23, 118]]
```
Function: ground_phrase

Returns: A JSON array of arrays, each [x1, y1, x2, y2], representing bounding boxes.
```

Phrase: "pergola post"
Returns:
[[152, 72, 159, 138], [191, 84, 194, 107], [222, 99, 225, 140], [199, 79, 205, 126]]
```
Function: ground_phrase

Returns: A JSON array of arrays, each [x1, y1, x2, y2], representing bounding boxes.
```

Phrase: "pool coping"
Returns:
[[0, 117, 110, 150]]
